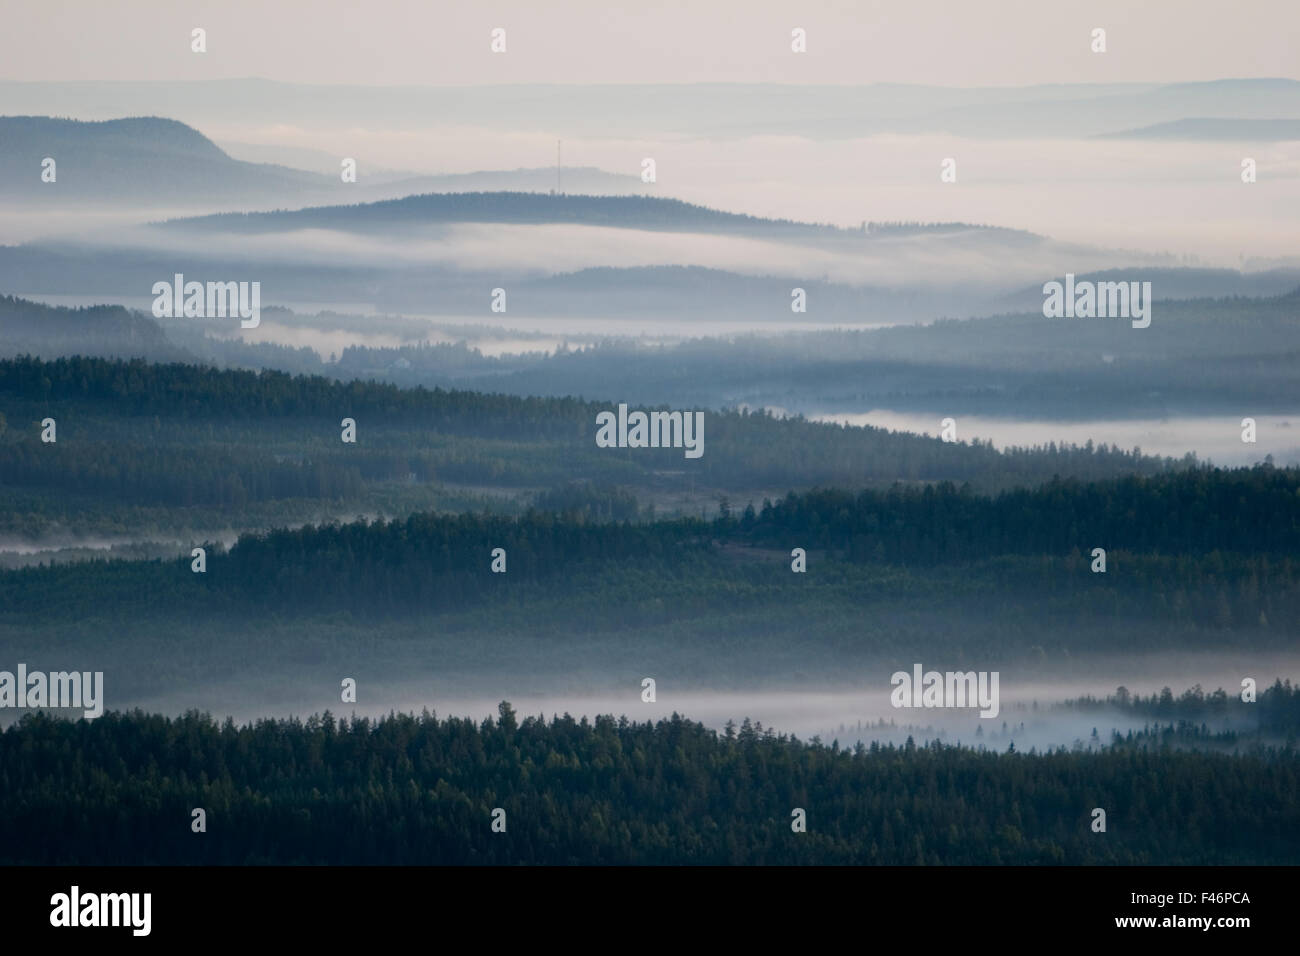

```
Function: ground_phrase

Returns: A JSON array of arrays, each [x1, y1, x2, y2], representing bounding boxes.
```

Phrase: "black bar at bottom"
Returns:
[[0, 865, 1281, 942]]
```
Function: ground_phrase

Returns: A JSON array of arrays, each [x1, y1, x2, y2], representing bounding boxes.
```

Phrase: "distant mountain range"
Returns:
[[1099, 118, 1300, 141], [3, 78, 1299, 139], [0, 116, 640, 207], [221, 142, 640, 194], [1, 110, 1294, 325], [0, 116, 323, 203]]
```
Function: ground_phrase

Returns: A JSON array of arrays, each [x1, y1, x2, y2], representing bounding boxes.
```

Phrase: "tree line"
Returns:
[[3, 465, 1297, 632], [0, 355, 1191, 516], [1, 703, 1294, 865]]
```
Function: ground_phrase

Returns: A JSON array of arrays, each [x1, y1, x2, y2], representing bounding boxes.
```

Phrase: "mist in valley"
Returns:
[[10, 647, 1294, 755], [810, 411, 1300, 467]]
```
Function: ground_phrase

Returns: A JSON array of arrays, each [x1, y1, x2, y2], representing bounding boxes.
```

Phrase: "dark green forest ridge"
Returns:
[[2, 465, 1295, 701], [1065, 681, 1300, 741], [1, 695, 1296, 865], [0, 353, 1193, 541], [6, 465, 1298, 620]]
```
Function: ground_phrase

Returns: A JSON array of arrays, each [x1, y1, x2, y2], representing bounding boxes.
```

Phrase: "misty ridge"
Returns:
[[6, 77, 1300, 140], [6, 288, 1300, 430], [0, 116, 644, 209], [3, 79, 1298, 253], [3, 92, 1298, 329], [0, 147, 1173, 321], [1099, 117, 1300, 141]]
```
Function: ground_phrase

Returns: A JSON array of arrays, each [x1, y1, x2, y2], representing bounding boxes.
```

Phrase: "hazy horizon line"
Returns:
[[3, 76, 1298, 90]]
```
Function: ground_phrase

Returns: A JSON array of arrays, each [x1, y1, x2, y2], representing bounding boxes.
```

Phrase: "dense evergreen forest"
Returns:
[[2, 464, 1295, 711], [0, 354, 1190, 540], [1, 701, 1295, 865], [739, 467, 1300, 559], [1069, 680, 1300, 728], [4, 464, 1295, 620]]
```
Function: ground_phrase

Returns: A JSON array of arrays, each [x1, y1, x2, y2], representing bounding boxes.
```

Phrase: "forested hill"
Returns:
[[2, 705, 1296, 864], [0, 116, 323, 201], [0, 295, 184, 360], [162, 190, 1023, 242], [4, 463, 1296, 623], [0, 355, 1190, 524]]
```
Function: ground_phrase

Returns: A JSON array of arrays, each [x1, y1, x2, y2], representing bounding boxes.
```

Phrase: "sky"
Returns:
[[2, 0, 1296, 86]]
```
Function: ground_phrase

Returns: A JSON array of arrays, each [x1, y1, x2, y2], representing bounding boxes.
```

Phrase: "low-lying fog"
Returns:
[[15, 293, 891, 353], [48, 652, 1298, 753], [9, 133, 1299, 267], [159, 130, 1300, 265], [811, 410, 1300, 467], [0, 513, 389, 567]]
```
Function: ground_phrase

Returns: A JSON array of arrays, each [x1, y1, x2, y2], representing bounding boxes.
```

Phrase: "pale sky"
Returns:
[[1, 0, 1296, 86]]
